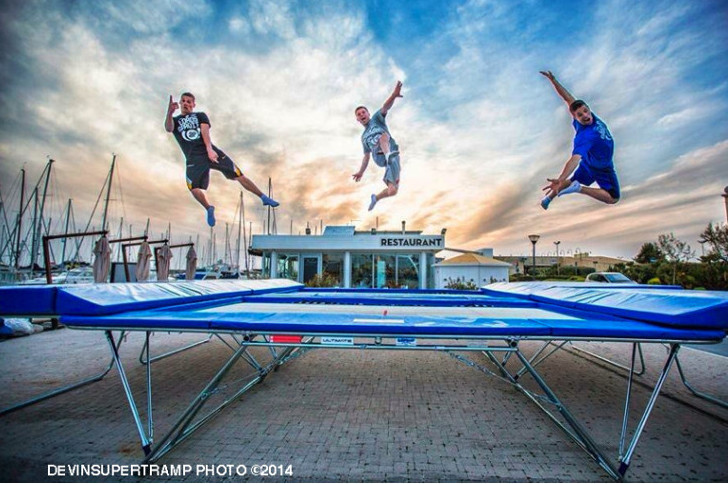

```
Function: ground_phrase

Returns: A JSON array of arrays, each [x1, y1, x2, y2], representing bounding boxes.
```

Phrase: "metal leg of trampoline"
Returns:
[[214, 333, 240, 352], [0, 331, 125, 418], [144, 332, 154, 441], [618, 343, 637, 458], [143, 341, 302, 463], [452, 346, 619, 479], [513, 349, 622, 480], [138, 333, 213, 365], [514, 340, 569, 380], [618, 343, 680, 476], [570, 341, 646, 376], [105, 330, 153, 456], [673, 352, 728, 409]]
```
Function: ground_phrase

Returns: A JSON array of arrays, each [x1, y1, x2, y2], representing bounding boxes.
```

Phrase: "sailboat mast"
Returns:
[[267, 177, 272, 235], [33, 160, 55, 269], [14, 168, 25, 270], [101, 154, 116, 232], [236, 192, 242, 273], [15, 168, 25, 270], [60, 199, 72, 264]]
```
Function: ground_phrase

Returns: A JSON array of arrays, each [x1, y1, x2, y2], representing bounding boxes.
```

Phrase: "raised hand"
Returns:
[[167, 95, 179, 113], [539, 70, 555, 81], [393, 80, 403, 98]]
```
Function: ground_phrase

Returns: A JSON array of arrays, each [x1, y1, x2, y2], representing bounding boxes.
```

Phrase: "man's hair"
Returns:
[[354, 105, 368, 114], [181, 92, 196, 101], [569, 99, 588, 113]]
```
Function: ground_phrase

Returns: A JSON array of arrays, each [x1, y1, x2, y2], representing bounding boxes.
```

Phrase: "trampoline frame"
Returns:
[[81, 324, 715, 480]]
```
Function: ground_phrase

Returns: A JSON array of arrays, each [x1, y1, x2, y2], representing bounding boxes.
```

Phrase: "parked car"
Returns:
[[585, 272, 635, 283]]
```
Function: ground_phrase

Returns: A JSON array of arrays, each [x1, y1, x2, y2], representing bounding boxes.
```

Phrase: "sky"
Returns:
[[0, 0, 727, 265]]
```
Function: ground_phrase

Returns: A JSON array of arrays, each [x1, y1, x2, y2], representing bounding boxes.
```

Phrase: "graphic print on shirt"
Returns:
[[178, 114, 201, 142], [363, 126, 385, 152], [594, 119, 612, 141]]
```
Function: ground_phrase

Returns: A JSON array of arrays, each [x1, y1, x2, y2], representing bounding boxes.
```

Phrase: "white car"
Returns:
[[585, 272, 635, 283]]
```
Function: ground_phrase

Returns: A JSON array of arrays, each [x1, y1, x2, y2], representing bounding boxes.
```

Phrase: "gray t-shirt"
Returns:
[[361, 110, 399, 166]]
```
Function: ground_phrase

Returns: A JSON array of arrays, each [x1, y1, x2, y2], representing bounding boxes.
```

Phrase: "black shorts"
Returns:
[[185, 148, 242, 190]]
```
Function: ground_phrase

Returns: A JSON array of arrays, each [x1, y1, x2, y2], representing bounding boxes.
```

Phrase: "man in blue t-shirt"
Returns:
[[539, 71, 620, 210], [165, 92, 279, 227], [352, 81, 403, 211]]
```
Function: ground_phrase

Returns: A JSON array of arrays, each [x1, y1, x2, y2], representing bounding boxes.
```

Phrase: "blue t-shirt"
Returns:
[[361, 110, 399, 162], [572, 113, 614, 171]]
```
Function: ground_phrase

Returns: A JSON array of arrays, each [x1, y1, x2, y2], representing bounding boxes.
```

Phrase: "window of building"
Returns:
[[397, 254, 420, 289], [351, 253, 373, 288], [277, 254, 299, 282], [322, 253, 344, 286], [263, 253, 271, 278], [426, 253, 435, 289], [374, 254, 396, 288]]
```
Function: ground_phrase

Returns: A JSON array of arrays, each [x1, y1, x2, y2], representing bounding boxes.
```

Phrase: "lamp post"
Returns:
[[528, 234, 540, 276], [554, 240, 561, 275], [723, 186, 728, 223]]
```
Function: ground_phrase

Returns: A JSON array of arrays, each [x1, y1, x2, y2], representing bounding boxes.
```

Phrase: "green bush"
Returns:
[[647, 277, 662, 285], [509, 274, 535, 282], [444, 277, 479, 290], [305, 273, 340, 288]]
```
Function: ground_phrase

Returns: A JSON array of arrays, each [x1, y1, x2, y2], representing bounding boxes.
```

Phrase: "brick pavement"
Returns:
[[0, 328, 726, 482]]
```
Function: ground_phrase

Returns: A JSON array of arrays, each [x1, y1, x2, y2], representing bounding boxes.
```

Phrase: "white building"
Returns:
[[250, 225, 445, 289], [433, 251, 511, 288]]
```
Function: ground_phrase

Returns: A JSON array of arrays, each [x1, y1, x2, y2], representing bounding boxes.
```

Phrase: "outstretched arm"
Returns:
[[165, 95, 178, 132], [352, 152, 371, 182], [380, 81, 403, 115], [540, 71, 575, 106], [542, 154, 581, 194]]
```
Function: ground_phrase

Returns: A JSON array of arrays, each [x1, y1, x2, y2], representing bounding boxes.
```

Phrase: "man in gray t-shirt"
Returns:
[[352, 81, 403, 211]]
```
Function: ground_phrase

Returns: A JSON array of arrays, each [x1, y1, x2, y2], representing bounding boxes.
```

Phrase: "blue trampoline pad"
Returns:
[[0, 285, 63, 316], [484, 282, 728, 330], [0, 279, 303, 317], [61, 302, 725, 341]]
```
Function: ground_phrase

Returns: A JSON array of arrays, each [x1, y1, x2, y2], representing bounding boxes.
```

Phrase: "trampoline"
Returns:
[[1, 279, 726, 479]]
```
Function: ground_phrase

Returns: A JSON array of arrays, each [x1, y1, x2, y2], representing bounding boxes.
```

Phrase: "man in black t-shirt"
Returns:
[[165, 92, 279, 227]]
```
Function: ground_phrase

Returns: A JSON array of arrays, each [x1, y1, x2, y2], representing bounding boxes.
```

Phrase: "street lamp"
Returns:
[[554, 240, 561, 275], [723, 186, 728, 223], [528, 234, 540, 276]]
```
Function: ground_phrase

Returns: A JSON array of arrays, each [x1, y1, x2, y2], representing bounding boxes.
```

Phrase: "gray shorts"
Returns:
[[373, 153, 401, 186]]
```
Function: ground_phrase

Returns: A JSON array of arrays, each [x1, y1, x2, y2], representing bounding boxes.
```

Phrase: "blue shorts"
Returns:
[[571, 163, 620, 200]]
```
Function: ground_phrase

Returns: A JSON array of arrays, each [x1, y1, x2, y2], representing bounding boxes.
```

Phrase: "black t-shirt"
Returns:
[[172, 112, 214, 160]]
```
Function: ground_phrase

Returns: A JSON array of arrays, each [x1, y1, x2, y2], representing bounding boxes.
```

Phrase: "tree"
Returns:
[[700, 223, 728, 263], [698, 223, 728, 289], [634, 242, 664, 264], [657, 233, 695, 285]]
